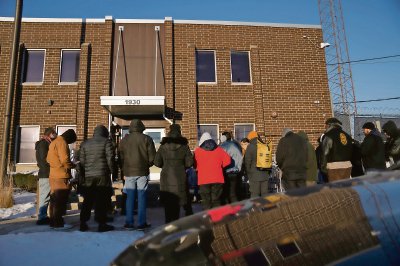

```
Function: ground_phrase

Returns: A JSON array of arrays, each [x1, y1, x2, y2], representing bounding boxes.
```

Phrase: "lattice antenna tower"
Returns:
[[318, 0, 357, 117]]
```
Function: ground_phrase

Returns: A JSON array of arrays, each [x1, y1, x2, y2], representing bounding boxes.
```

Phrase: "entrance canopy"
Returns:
[[100, 96, 165, 116]]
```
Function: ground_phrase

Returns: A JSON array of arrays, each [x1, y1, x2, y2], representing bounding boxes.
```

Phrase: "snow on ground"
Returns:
[[0, 190, 36, 220], [0, 230, 143, 266]]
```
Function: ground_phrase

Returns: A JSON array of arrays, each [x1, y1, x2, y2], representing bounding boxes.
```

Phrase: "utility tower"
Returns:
[[318, 0, 357, 134]]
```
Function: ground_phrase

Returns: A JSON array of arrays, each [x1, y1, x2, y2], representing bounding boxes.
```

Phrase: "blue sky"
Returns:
[[1, 0, 399, 112]]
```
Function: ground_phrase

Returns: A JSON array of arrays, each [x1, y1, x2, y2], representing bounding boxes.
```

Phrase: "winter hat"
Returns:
[[282, 128, 293, 137], [61, 129, 77, 144], [247, 131, 258, 140], [94, 125, 109, 138], [168, 124, 182, 138], [44, 127, 55, 136], [325, 117, 342, 125], [199, 132, 212, 147], [220, 135, 227, 143], [362, 122, 375, 130]]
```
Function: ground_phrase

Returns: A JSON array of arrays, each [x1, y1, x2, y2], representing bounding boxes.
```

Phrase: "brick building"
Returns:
[[0, 16, 332, 177]]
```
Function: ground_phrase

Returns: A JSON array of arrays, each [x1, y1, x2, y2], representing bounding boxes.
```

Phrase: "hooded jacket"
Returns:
[[35, 137, 52, 179], [360, 129, 386, 170], [47, 129, 77, 179], [244, 137, 270, 182], [220, 140, 243, 173], [276, 131, 308, 180], [194, 133, 231, 185], [154, 129, 193, 205], [119, 119, 156, 177], [382, 120, 400, 163], [297, 131, 318, 181], [79, 125, 114, 184]]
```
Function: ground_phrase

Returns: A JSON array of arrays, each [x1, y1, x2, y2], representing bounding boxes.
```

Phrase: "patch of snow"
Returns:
[[0, 231, 143, 266], [0, 191, 36, 220]]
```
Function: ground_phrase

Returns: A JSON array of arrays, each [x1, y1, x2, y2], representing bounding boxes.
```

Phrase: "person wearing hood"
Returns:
[[220, 131, 243, 204], [297, 131, 318, 185], [35, 127, 57, 225], [154, 124, 193, 223], [382, 120, 400, 168], [276, 129, 308, 190], [119, 119, 156, 230], [47, 128, 77, 229], [321, 118, 353, 182], [78, 125, 114, 232], [194, 132, 231, 210], [244, 131, 270, 197], [360, 122, 386, 172]]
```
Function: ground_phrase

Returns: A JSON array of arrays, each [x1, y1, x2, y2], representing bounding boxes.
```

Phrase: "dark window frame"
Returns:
[[59, 49, 80, 84], [195, 50, 217, 84], [230, 50, 252, 84], [21, 49, 46, 84]]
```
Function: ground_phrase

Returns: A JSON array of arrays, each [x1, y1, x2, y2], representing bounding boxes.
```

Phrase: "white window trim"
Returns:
[[21, 49, 46, 85], [143, 128, 166, 139], [234, 123, 255, 140], [56, 125, 77, 133], [197, 123, 220, 144], [196, 50, 218, 85], [58, 49, 81, 84], [230, 50, 253, 85], [16, 125, 40, 165]]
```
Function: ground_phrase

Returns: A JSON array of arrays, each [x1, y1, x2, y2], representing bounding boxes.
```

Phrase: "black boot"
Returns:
[[79, 223, 89, 232], [98, 224, 114, 232]]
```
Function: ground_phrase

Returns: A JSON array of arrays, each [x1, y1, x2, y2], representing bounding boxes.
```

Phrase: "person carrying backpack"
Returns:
[[276, 128, 308, 190], [244, 131, 271, 197]]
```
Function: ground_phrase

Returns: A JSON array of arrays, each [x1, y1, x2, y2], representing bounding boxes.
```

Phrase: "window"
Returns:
[[17, 126, 40, 163], [196, 50, 216, 83], [231, 51, 251, 83], [22, 49, 45, 83], [197, 124, 219, 144], [144, 128, 165, 150], [57, 125, 77, 152], [59, 50, 80, 83], [234, 124, 255, 141], [277, 241, 301, 258]]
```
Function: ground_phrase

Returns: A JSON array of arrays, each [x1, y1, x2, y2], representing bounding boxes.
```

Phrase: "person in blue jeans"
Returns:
[[119, 119, 156, 230], [35, 127, 57, 225]]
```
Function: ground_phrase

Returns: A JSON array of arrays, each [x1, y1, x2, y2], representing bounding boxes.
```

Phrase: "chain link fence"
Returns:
[[334, 106, 400, 142]]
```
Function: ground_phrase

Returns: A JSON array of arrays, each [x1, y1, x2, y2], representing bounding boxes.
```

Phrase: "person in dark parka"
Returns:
[[79, 125, 114, 232], [154, 124, 194, 223], [298, 131, 318, 184], [276, 128, 308, 190], [360, 122, 386, 172], [382, 120, 400, 168]]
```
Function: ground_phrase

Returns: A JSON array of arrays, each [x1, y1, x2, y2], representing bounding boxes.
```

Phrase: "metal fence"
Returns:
[[334, 106, 400, 142]]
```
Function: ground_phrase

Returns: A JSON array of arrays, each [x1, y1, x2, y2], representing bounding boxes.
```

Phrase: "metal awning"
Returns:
[[100, 96, 165, 116]]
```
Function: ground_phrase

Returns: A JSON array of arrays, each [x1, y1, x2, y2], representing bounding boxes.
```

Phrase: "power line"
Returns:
[[333, 96, 400, 105], [327, 54, 400, 66]]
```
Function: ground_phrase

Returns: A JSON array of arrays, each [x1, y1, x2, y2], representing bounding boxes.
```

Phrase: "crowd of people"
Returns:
[[34, 117, 400, 231]]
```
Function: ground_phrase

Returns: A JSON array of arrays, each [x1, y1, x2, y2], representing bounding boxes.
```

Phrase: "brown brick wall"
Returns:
[[0, 19, 112, 165], [171, 23, 332, 148], [0, 18, 331, 167]]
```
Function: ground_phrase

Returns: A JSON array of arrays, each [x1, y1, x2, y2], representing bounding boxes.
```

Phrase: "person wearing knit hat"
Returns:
[[154, 124, 193, 223], [194, 132, 231, 210], [360, 121, 386, 172], [35, 127, 57, 225], [321, 116, 353, 182], [247, 131, 258, 141], [244, 131, 270, 197]]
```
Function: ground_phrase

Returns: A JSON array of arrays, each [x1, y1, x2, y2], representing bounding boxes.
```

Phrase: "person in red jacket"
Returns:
[[194, 132, 231, 210]]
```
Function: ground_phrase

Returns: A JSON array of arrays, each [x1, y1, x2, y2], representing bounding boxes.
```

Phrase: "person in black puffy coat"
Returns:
[[78, 125, 114, 232]]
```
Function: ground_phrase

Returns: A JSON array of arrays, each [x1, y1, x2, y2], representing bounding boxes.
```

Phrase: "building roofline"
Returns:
[[0, 16, 321, 29], [173, 19, 321, 29]]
